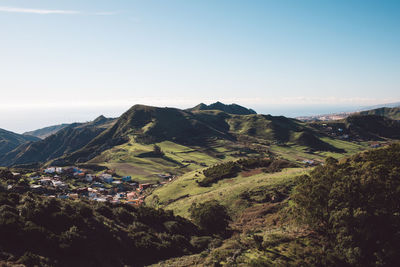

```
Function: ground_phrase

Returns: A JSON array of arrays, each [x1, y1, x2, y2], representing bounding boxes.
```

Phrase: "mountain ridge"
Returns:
[[23, 123, 71, 139], [2, 103, 400, 170], [0, 128, 40, 155], [0, 117, 116, 167], [187, 101, 257, 115], [359, 106, 400, 120]]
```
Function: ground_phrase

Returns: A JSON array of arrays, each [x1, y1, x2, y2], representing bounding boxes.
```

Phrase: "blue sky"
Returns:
[[0, 0, 399, 132]]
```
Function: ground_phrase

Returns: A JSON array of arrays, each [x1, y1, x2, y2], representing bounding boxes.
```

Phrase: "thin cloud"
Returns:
[[93, 11, 118, 16], [0, 6, 117, 15], [0, 6, 80, 15]]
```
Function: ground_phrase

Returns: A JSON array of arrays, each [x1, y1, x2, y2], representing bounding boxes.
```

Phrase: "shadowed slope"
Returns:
[[55, 105, 233, 165], [0, 116, 115, 166], [0, 128, 39, 155]]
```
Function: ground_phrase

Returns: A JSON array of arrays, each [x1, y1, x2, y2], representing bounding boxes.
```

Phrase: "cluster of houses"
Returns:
[[318, 124, 349, 139], [25, 166, 174, 206]]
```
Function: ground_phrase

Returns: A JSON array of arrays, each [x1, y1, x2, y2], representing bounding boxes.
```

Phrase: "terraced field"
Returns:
[[88, 138, 238, 182]]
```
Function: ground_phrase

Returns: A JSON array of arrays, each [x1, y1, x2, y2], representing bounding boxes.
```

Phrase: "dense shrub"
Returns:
[[0, 191, 204, 266], [189, 200, 231, 234], [199, 162, 240, 186], [198, 158, 295, 187], [292, 144, 400, 266]]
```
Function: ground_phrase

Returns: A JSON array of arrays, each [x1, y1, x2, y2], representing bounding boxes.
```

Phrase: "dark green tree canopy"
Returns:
[[293, 143, 400, 266], [189, 200, 231, 234]]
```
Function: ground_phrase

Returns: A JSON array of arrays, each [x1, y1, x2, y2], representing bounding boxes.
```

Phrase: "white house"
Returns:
[[85, 174, 93, 182], [99, 173, 113, 183], [44, 167, 56, 174]]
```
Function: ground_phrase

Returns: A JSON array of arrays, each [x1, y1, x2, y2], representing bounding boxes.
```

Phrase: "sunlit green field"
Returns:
[[88, 138, 237, 182], [146, 167, 307, 218]]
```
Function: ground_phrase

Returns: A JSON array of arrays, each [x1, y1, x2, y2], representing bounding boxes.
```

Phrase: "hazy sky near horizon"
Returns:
[[1, 0, 400, 133]]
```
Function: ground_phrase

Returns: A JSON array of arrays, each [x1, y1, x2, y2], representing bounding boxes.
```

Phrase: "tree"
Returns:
[[153, 145, 164, 157], [189, 200, 230, 234], [292, 144, 400, 266]]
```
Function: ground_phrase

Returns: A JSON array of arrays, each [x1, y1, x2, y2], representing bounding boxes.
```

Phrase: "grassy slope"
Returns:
[[88, 138, 238, 183], [67, 107, 379, 185], [269, 138, 370, 162], [146, 141, 376, 266], [23, 123, 70, 139], [88, 130, 371, 184], [148, 166, 315, 266], [0, 128, 40, 155], [147, 137, 369, 218], [359, 107, 400, 120], [146, 167, 307, 218]]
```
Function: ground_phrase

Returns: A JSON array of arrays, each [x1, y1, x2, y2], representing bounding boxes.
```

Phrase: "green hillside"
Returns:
[[23, 123, 71, 139], [51, 105, 386, 182], [150, 143, 400, 266], [2, 105, 398, 182], [359, 106, 400, 120], [88, 139, 238, 182], [310, 114, 400, 141], [0, 116, 115, 167], [146, 160, 305, 218], [225, 113, 342, 151], [55, 105, 352, 181], [56, 105, 234, 166], [0, 128, 39, 155]]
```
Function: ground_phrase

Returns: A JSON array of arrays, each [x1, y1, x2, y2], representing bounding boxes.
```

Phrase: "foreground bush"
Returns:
[[293, 144, 400, 266], [0, 191, 204, 266], [189, 200, 231, 235]]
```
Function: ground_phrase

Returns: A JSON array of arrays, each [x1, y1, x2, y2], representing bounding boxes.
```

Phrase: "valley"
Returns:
[[1, 102, 400, 266], [2, 1, 399, 265]]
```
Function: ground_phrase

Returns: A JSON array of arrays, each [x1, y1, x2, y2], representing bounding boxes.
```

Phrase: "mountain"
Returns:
[[0, 116, 116, 167], [359, 107, 400, 120], [0, 128, 39, 155], [54, 105, 234, 165], [55, 105, 342, 168], [188, 101, 257, 115], [23, 123, 71, 139], [344, 114, 400, 139], [3, 104, 400, 170], [360, 101, 400, 111], [310, 114, 400, 140], [225, 113, 342, 151], [296, 102, 400, 122]]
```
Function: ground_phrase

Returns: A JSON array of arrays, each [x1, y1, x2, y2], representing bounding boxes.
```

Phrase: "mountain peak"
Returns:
[[93, 115, 107, 123], [187, 101, 257, 115]]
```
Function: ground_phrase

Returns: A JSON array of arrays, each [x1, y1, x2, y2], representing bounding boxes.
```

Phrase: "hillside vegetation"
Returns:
[[310, 114, 400, 140], [151, 143, 400, 266], [359, 106, 400, 120], [146, 158, 305, 218], [55, 105, 350, 180], [55, 105, 233, 166], [0, 116, 115, 167], [0, 129, 39, 156], [23, 124, 71, 139], [292, 143, 400, 266], [0, 188, 216, 266], [1, 104, 398, 183]]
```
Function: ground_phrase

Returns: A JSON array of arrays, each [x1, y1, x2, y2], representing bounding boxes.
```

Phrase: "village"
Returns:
[[18, 166, 175, 206]]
